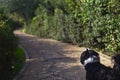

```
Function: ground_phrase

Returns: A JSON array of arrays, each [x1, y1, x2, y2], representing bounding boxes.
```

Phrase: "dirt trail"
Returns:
[[14, 29, 112, 80]]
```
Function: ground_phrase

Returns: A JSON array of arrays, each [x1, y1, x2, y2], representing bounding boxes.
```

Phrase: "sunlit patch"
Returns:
[[26, 58, 39, 62]]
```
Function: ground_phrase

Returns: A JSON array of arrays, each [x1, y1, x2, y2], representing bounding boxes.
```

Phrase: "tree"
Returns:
[[0, 10, 18, 79], [4, 0, 39, 23]]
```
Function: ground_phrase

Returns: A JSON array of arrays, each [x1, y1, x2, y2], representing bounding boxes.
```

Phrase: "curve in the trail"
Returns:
[[14, 30, 111, 80]]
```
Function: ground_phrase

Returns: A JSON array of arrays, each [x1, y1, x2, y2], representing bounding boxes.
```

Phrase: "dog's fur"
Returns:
[[108, 54, 120, 80], [80, 49, 112, 80]]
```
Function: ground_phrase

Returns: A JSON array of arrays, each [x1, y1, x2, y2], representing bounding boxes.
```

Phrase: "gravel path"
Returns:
[[14, 30, 112, 80]]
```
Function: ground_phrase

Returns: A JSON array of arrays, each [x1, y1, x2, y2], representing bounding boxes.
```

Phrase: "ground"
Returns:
[[13, 29, 112, 80]]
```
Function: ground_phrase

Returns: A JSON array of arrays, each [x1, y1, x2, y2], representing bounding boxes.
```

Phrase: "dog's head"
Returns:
[[80, 49, 100, 66]]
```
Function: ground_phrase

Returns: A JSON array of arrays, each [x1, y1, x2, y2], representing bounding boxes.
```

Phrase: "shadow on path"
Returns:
[[14, 30, 86, 80], [14, 29, 112, 80]]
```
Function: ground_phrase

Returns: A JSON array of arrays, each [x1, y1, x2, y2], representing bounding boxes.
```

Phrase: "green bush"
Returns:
[[80, 0, 120, 52], [26, 0, 120, 53], [11, 46, 25, 79], [6, 19, 23, 31], [0, 19, 18, 80]]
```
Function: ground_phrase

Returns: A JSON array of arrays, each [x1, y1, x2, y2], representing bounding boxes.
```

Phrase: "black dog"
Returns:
[[80, 49, 112, 80]]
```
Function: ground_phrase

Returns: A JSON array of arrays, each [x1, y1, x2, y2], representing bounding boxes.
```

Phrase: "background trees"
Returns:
[[25, 0, 120, 53], [1, 0, 120, 53], [0, 8, 18, 79], [0, 0, 119, 79]]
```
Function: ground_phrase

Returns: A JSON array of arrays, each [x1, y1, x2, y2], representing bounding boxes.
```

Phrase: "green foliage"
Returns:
[[19, 0, 120, 53], [0, 8, 23, 30], [12, 46, 25, 78], [5, 0, 38, 18], [0, 22, 18, 52], [80, 0, 120, 51], [0, 12, 18, 80]]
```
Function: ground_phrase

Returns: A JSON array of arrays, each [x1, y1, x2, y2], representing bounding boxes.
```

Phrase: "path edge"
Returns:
[[13, 45, 29, 80]]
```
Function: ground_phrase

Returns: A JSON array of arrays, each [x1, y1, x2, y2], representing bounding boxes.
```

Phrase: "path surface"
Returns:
[[14, 30, 112, 80]]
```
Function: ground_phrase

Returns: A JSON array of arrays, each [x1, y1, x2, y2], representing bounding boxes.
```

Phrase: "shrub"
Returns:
[[0, 19, 18, 80], [80, 0, 120, 52], [26, 0, 120, 53]]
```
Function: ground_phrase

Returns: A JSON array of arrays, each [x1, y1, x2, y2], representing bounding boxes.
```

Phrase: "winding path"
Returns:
[[14, 29, 112, 80]]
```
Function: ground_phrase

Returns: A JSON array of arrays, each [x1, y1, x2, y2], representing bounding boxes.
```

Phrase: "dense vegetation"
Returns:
[[0, 0, 119, 79], [27, 0, 120, 53], [1, 0, 120, 53], [0, 15, 16, 80], [12, 46, 25, 79], [0, 3, 25, 80]]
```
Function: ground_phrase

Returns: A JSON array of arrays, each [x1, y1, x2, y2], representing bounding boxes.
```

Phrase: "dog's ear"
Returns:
[[86, 48, 90, 52], [86, 48, 92, 57], [86, 48, 90, 54]]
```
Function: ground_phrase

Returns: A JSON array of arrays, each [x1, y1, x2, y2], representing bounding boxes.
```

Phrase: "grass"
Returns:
[[1, 46, 26, 80], [0, 46, 25, 80], [12, 46, 26, 77]]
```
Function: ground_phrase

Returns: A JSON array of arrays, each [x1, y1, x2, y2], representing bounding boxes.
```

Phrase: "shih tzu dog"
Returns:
[[80, 49, 112, 80]]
